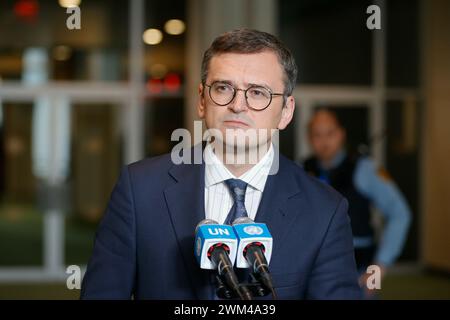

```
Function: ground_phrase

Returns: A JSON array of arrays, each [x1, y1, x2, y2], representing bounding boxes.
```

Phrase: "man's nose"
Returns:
[[227, 90, 248, 113]]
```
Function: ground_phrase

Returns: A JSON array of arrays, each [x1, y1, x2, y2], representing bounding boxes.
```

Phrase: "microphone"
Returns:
[[194, 219, 252, 300], [232, 217, 277, 299]]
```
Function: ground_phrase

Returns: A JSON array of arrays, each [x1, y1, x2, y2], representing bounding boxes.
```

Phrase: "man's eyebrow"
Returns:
[[211, 78, 273, 92], [210, 79, 234, 85], [212, 79, 274, 91], [247, 82, 273, 91]]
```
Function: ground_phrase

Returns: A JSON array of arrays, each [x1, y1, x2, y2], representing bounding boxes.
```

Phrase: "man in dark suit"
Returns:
[[81, 28, 361, 299]]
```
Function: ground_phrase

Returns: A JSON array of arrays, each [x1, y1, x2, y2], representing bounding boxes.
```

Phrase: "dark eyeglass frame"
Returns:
[[204, 81, 286, 111]]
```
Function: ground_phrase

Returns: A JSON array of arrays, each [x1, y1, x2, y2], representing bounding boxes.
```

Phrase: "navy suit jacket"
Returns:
[[81, 145, 361, 299]]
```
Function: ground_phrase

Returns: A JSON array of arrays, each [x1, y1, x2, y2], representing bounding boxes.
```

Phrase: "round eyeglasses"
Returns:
[[204, 81, 285, 111]]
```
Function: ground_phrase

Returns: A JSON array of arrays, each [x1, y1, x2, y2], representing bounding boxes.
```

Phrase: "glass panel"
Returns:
[[279, 0, 373, 85], [386, 0, 419, 87], [0, 100, 124, 267], [0, 102, 43, 266], [66, 103, 122, 266], [0, 0, 130, 82], [143, 0, 186, 103], [385, 99, 420, 261], [145, 97, 184, 157]]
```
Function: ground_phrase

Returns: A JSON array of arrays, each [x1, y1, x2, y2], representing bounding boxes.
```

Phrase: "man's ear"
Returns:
[[197, 84, 206, 119], [277, 96, 295, 130]]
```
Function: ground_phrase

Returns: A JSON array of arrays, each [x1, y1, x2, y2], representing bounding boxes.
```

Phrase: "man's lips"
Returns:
[[223, 120, 250, 127]]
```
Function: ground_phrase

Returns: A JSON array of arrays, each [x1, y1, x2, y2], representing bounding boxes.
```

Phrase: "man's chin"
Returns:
[[222, 139, 271, 153], [207, 126, 273, 151]]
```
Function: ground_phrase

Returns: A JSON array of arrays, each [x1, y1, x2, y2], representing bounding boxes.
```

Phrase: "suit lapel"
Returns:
[[255, 154, 303, 259], [164, 145, 213, 300]]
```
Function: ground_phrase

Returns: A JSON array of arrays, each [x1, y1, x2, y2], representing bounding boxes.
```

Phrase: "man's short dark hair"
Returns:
[[201, 28, 298, 96]]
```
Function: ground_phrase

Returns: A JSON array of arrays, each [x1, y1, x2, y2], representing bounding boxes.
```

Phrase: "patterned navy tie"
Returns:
[[224, 179, 248, 225]]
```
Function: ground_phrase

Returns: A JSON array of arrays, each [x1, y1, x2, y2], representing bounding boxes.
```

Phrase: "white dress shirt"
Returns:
[[204, 143, 274, 224]]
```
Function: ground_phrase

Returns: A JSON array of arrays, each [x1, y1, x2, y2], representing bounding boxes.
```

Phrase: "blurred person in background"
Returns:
[[303, 109, 411, 298]]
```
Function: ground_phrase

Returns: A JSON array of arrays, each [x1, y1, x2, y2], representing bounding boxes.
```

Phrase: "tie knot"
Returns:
[[224, 179, 247, 201]]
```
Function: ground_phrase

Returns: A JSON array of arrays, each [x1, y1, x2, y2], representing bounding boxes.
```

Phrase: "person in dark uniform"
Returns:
[[303, 109, 411, 298]]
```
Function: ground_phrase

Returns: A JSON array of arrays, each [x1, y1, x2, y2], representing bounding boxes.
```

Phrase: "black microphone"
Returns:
[[233, 217, 277, 299], [194, 219, 252, 300]]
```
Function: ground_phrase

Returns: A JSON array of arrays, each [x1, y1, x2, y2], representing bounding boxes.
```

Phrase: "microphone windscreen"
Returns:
[[232, 217, 253, 225], [195, 218, 219, 234]]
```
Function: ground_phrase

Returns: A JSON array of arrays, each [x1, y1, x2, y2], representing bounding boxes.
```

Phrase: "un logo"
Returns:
[[243, 225, 263, 235]]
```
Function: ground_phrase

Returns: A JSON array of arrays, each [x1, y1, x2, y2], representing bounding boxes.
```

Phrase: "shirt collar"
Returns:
[[204, 143, 274, 192]]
